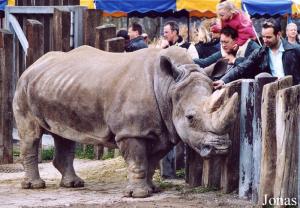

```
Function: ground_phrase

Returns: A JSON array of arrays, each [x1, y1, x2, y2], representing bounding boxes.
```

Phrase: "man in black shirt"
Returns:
[[126, 22, 148, 52]]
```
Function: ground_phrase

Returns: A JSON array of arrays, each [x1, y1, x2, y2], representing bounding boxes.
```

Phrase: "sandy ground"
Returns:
[[0, 158, 257, 208]]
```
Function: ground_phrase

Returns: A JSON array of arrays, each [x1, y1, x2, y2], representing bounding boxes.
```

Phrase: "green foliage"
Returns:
[[75, 145, 94, 159], [13, 149, 20, 157], [157, 180, 183, 191], [181, 186, 218, 194], [101, 149, 115, 160], [42, 148, 54, 161], [176, 168, 185, 178]]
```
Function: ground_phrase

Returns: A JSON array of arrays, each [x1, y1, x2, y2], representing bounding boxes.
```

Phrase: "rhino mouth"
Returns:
[[196, 140, 232, 158]]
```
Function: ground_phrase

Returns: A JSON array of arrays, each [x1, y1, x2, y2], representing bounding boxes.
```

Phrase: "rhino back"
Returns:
[[16, 46, 164, 144]]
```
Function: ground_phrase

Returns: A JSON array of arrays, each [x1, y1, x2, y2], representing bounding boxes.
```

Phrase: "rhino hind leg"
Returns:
[[118, 138, 152, 198], [16, 114, 45, 189], [52, 134, 84, 188]]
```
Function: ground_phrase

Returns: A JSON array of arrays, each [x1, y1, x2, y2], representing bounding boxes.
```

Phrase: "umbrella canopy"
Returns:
[[177, 0, 241, 13], [0, 0, 6, 10], [94, 0, 176, 13], [242, 0, 293, 16], [80, 0, 95, 9]]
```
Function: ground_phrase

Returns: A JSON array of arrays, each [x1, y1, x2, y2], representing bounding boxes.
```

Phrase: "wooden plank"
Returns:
[[68, 0, 80, 5], [202, 157, 222, 188], [114, 149, 120, 158], [43, 14, 51, 53], [93, 145, 103, 160], [220, 80, 242, 193], [35, 0, 47, 6], [174, 141, 185, 171], [258, 76, 293, 204], [238, 79, 255, 199], [160, 148, 176, 179], [83, 9, 103, 47], [273, 85, 300, 207], [25, 19, 44, 163], [95, 24, 116, 50], [0, 30, 14, 164], [105, 37, 125, 52], [25, 19, 44, 67], [53, 9, 71, 52], [185, 145, 203, 187], [252, 76, 277, 202]]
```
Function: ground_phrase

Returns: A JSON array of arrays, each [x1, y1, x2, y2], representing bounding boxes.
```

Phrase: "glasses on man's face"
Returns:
[[220, 40, 233, 45]]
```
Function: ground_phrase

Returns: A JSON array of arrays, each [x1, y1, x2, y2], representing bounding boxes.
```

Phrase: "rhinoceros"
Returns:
[[13, 45, 238, 198]]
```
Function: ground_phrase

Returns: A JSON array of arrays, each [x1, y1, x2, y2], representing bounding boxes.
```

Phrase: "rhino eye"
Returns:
[[186, 114, 194, 122]]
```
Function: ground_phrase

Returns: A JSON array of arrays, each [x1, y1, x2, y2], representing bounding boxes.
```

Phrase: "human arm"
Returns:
[[221, 47, 265, 83], [193, 51, 222, 68]]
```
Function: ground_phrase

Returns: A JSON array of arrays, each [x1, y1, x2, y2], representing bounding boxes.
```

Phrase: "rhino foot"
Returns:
[[21, 178, 46, 189], [124, 184, 152, 198], [60, 176, 84, 188]]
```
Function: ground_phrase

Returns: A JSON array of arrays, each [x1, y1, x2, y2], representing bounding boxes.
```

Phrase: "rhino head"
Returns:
[[160, 55, 239, 158]]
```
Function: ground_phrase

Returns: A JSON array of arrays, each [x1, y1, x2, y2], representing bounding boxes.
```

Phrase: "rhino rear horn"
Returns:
[[203, 88, 226, 113], [160, 55, 183, 81]]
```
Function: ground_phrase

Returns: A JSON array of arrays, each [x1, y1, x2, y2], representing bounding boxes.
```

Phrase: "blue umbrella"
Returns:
[[94, 0, 176, 13], [242, 0, 292, 16]]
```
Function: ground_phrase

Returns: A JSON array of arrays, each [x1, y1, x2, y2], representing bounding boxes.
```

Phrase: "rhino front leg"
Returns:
[[118, 138, 152, 198], [52, 134, 84, 188]]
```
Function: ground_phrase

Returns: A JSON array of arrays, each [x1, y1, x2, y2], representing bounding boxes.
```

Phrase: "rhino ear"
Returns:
[[160, 55, 183, 81]]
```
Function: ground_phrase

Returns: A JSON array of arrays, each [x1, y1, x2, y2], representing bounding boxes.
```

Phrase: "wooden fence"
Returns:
[[0, 4, 299, 207], [185, 76, 299, 206]]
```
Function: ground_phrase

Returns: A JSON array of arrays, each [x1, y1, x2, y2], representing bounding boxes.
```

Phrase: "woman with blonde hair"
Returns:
[[194, 25, 220, 59], [217, 0, 255, 47]]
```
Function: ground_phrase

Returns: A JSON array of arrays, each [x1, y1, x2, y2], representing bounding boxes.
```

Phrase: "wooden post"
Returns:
[[252, 76, 277, 203], [95, 24, 116, 50], [25, 19, 44, 162], [67, 0, 80, 5], [25, 19, 44, 67], [273, 85, 300, 207], [114, 149, 120, 158], [53, 9, 71, 52], [258, 76, 293, 204], [93, 145, 103, 160], [185, 145, 203, 186], [174, 141, 185, 171], [238, 79, 255, 199], [105, 37, 125, 52], [83, 10, 103, 47], [220, 80, 242, 193], [202, 157, 222, 188], [160, 148, 176, 179], [0, 30, 14, 164]]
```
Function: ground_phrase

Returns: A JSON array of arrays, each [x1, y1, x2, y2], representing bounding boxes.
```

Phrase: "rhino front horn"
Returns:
[[207, 91, 239, 134]]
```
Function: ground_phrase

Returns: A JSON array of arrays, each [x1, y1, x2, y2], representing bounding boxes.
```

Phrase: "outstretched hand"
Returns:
[[213, 80, 225, 90]]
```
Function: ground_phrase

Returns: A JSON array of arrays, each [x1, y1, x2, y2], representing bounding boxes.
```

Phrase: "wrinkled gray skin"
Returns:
[[13, 46, 238, 198]]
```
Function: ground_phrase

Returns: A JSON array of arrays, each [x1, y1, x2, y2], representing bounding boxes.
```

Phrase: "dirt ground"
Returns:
[[0, 157, 257, 208]]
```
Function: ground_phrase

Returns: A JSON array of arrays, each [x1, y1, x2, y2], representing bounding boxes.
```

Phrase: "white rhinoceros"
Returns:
[[13, 45, 238, 198]]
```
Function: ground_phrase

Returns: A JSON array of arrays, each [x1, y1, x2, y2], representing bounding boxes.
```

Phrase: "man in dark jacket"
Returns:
[[213, 19, 300, 89], [161, 21, 190, 49], [126, 22, 148, 52], [194, 30, 259, 68], [201, 26, 259, 80]]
